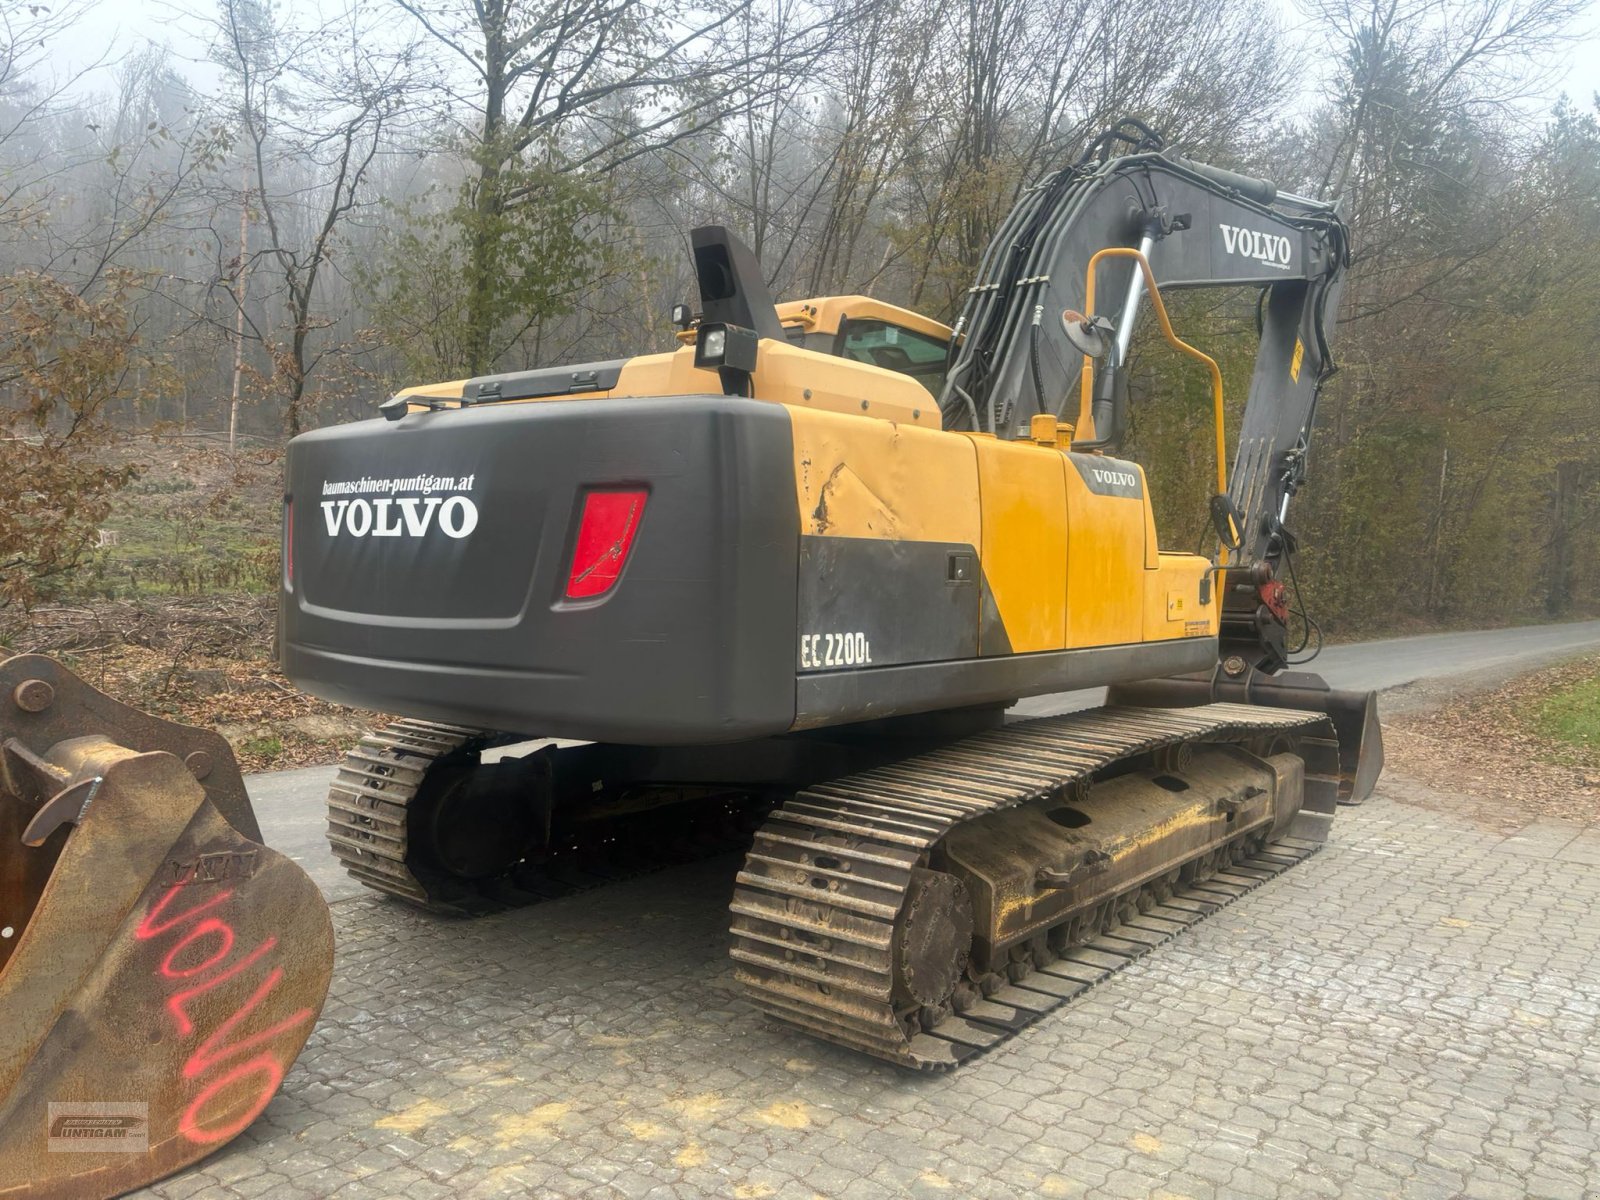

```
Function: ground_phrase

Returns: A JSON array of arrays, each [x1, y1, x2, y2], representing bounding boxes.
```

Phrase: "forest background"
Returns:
[[3, 0, 1599, 684]]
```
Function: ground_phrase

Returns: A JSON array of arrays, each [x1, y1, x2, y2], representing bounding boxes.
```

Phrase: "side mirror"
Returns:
[[1060, 310, 1117, 359], [1209, 493, 1244, 551]]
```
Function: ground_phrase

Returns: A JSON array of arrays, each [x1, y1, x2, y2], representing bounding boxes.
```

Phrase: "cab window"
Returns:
[[834, 319, 949, 394]]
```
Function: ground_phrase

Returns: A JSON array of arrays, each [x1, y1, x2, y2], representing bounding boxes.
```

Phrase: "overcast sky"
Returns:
[[53, 0, 1600, 123]]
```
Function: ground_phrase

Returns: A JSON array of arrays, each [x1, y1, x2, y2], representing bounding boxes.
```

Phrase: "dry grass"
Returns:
[[0, 433, 379, 772], [2, 595, 377, 773], [1386, 653, 1600, 833]]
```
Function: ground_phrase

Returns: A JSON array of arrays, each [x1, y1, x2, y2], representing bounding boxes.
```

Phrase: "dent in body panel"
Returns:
[[807, 460, 902, 538], [788, 406, 981, 544]]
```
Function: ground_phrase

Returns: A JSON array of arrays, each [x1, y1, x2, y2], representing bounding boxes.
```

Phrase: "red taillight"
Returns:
[[283, 497, 293, 587], [565, 489, 647, 599]]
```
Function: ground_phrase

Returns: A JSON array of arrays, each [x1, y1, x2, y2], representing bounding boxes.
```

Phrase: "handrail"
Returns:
[[1077, 247, 1228, 497]]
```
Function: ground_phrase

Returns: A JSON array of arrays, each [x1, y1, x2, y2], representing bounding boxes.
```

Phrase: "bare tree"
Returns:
[[206, 0, 415, 436], [388, 0, 834, 372], [887, 0, 1298, 314]]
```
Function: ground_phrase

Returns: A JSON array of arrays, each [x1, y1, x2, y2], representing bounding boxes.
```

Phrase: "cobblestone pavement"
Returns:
[[140, 779, 1600, 1200]]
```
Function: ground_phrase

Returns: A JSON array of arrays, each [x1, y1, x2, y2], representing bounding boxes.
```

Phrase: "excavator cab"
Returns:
[[774, 296, 954, 396], [0, 654, 332, 1199]]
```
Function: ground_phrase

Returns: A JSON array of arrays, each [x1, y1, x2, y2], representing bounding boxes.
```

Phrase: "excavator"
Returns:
[[280, 120, 1382, 1067], [0, 126, 1383, 1196]]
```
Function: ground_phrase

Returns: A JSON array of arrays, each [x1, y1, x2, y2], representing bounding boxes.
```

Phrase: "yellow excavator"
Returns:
[[0, 122, 1383, 1198], [281, 119, 1381, 1067]]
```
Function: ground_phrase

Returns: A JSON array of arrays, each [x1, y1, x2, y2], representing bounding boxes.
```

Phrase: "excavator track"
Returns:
[[325, 718, 491, 911], [730, 702, 1341, 1069], [327, 719, 765, 915]]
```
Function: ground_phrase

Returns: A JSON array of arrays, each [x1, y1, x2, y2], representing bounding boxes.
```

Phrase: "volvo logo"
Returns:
[[319, 496, 479, 539], [1091, 469, 1138, 488], [1072, 458, 1143, 497], [1219, 223, 1292, 270]]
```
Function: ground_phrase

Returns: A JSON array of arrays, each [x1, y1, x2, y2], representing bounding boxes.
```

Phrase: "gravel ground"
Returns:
[[1386, 653, 1600, 833]]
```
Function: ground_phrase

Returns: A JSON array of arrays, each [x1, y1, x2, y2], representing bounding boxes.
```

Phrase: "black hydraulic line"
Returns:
[[1029, 320, 1047, 423], [1280, 529, 1323, 665]]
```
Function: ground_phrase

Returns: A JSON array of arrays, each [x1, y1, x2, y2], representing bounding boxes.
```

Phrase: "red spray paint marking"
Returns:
[[136, 883, 315, 1145], [179, 1056, 286, 1145], [160, 919, 235, 979], [136, 883, 233, 939]]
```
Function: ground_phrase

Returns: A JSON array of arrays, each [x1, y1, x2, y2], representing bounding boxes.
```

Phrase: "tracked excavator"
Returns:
[[281, 120, 1383, 1068]]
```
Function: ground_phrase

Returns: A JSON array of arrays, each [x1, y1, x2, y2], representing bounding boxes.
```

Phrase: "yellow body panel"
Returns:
[[396, 378, 468, 400], [967, 437, 1067, 654], [398, 342, 938, 429], [1060, 458, 1147, 647], [786, 404, 1217, 655], [609, 343, 939, 428], [1145, 554, 1217, 641], [788, 406, 980, 544]]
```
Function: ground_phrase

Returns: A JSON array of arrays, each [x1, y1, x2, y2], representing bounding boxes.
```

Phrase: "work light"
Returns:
[[693, 322, 758, 373]]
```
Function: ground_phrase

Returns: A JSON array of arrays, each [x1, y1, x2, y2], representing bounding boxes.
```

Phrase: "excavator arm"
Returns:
[[942, 121, 1348, 566], [941, 121, 1377, 797]]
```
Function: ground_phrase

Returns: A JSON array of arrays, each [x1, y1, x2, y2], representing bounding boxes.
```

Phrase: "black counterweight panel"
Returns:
[[796, 536, 981, 670], [795, 636, 1216, 728], [281, 395, 800, 744]]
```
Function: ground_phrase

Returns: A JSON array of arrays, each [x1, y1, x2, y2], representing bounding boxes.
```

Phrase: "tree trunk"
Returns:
[[1547, 461, 1581, 617], [463, 2, 510, 376], [229, 171, 249, 456]]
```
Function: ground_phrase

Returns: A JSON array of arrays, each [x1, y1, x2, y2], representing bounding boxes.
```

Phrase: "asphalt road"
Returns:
[[249, 619, 1600, 904]]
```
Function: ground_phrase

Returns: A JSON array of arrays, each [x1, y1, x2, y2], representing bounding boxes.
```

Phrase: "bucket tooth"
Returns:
[[0, 655, 333, 1199]]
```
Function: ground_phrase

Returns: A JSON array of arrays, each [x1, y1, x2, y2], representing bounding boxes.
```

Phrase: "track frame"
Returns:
[[729, 702, 1340, 1068]]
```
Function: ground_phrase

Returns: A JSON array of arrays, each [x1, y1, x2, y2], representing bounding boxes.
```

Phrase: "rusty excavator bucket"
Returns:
[[0, 655, 334, 1199]]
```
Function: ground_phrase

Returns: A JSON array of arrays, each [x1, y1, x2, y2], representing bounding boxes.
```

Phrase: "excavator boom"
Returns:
[[943, 118, 1352, 672], [938, 120, 1375, 760]]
